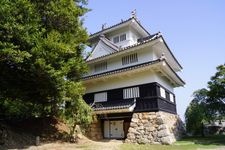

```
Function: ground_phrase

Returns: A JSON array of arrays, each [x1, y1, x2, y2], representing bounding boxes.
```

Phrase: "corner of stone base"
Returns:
[[125, 111, 185, 145]]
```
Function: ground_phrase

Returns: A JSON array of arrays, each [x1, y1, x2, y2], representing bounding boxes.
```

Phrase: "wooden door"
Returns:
[[110, 120, 124, 138]]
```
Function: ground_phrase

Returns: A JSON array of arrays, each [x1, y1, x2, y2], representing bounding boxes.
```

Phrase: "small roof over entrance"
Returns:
[[92, 99, 136, 114]]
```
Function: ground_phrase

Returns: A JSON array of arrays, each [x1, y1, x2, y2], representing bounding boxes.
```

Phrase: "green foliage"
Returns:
[[0, 0, 92, 129], [63, 81, 92, 138], [185, 89, 207, 135], [185, 64, 225, 135], [207, 64, 225, 116], [120, 135, 224, 150]]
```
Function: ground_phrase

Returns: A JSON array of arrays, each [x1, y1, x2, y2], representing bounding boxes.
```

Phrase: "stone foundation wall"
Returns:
[[86, 118, 103, 140], [125, 111, 185, 145]]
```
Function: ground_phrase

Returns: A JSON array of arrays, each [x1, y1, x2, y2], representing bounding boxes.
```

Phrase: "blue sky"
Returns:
[[83, 0, 225, 120]]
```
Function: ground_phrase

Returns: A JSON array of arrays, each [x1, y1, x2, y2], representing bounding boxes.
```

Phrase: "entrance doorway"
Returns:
[[104, 120, 124, 139]]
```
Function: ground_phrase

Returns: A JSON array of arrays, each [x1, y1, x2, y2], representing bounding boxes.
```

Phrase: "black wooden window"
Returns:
[[113, 36, 119, 43], [113, 33, 126, 43], [120, 34, 126, 41]]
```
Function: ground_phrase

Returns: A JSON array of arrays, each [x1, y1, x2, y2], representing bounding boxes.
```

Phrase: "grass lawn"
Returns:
[[120, 135, 225, 150]]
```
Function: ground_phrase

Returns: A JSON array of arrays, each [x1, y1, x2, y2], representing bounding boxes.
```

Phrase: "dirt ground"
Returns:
[[26, 139, 123, 150]]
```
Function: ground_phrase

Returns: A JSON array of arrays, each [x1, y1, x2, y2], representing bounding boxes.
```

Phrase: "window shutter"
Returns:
[[123, 87, 140, 99], [94, 92, 107, 102], [170, 93, 174, 102], [160, 87, 166, 98]]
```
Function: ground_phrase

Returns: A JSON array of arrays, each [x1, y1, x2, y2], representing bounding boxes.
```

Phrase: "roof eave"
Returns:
[[160, 60, 185, 86], [160, 36, 183, 70]]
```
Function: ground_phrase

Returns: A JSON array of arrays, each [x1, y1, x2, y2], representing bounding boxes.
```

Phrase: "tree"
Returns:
[[185, 89, 208, 135], [185, 64, 225, 135], [0, 0, 92, 128], [207, 64, 225, 116]]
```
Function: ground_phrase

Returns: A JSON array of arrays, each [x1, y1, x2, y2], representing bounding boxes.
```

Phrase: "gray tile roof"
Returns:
[[100, 35, 119, 51]]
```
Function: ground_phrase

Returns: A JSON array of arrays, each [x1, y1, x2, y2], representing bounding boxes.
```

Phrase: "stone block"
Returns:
[[141, 119, 149, 124], [149, 112, 156, 115], [128, 127, 136, 133], [138, 129, 144, 135], [128, 134, 136, 140], [137, 138, 149, 144], [142, 113, 149, 119], [130, 122, 138, 127], [143, 123, 150, 128], [161, 136, 174, 145], [156, 118, 164, 125], [138, 126, 144, 130], [134, 131, 141, 135], [138, 113, 143, 119], [147, 126, 155, 132], [137, 122, 143, 126], [158, 124, 167, 130], [157, 129, 169, 138], [133, 113, 138, 119], [152, 131, 157, 138], [131, 118, 139, 123]]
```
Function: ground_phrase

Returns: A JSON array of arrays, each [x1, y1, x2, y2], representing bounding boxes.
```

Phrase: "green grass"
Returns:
[[120, 135, 225, 150]]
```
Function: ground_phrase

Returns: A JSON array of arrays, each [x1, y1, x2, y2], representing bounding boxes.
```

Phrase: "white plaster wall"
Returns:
[[152, 51, 159, 60], [155, 74, 174, 92], [129, 27, 142, 45], [85, 71, 158, 93], [87, 46, 156, 76]]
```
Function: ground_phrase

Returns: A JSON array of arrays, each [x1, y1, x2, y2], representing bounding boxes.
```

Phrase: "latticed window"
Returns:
[[94, 62, 107, 72], [122, 53, 138, 65], [123, 87, 140, 99]]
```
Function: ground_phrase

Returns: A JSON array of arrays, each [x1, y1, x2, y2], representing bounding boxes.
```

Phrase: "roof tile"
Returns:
[[93, 99, 135, 111]]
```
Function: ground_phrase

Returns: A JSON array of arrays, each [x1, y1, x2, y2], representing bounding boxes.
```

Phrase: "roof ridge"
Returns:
[[90, 18, 132, 37]]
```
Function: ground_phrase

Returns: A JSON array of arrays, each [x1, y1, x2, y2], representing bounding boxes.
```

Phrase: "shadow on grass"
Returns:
[[178, 135, 225, 146]]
